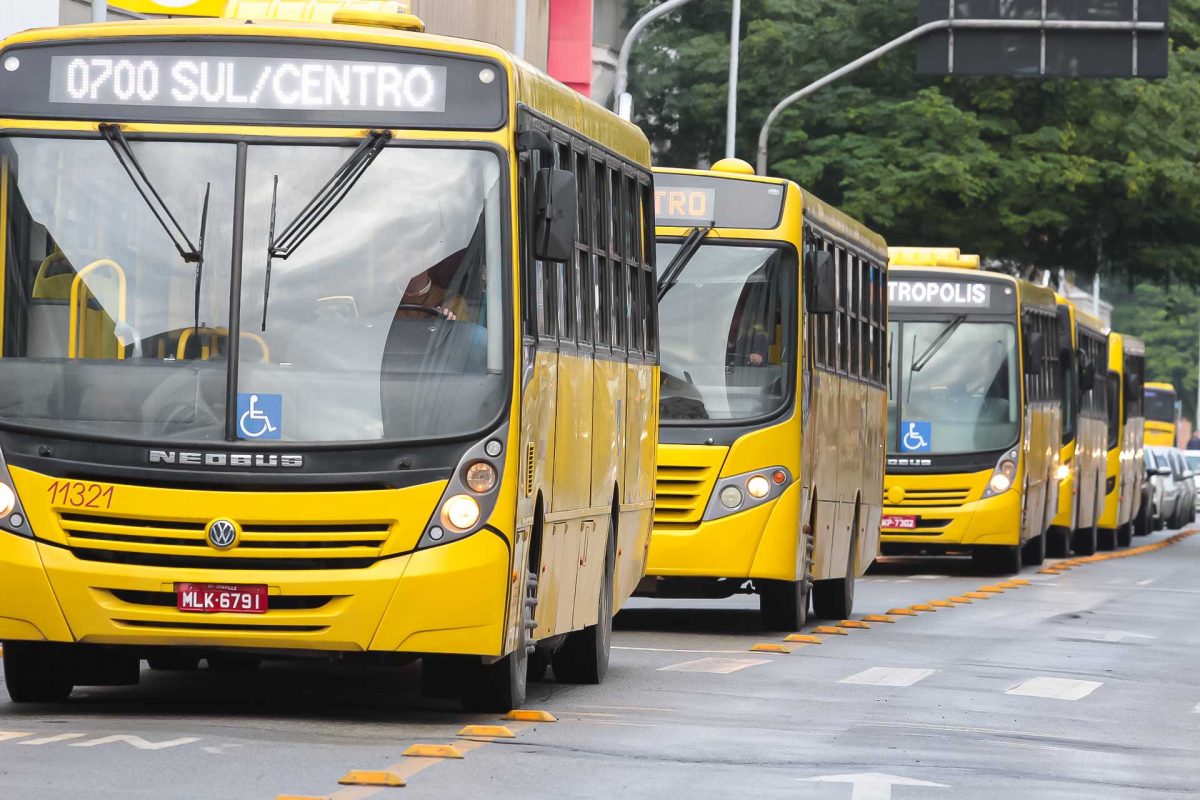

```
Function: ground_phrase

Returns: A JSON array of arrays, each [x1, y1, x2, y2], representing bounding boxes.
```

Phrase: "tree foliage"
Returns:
[[626, 0, 1200, 285], [1110, 283, 1199, 422]]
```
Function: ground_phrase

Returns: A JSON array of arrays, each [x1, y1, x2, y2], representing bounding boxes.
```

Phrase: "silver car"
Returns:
[[1167, 448, 1197, 527], [1186, 451, 1200, 514], [1146, 446, 1180, 530]]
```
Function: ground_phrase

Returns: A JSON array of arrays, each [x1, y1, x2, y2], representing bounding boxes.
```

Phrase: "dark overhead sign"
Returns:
[[916, 0, 1169, 79]]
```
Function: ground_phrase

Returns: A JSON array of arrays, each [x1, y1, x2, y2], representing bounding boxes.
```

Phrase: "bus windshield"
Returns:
[[655, 241, 794, 422], [888, 319, 1020, 454], [0, 136, 506, 443], [1144, 387, 1176, 423]]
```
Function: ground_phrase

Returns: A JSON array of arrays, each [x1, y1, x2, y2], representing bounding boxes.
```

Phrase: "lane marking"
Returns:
[[69, 735, 201, 750], [803, 772, 948, 799], [0, 732, 32, 742], [613, 646, 748, 654], [20, 733, 88, 746], [1192, 702, 1199, 714], [1060, 630, 1156, 643], [1136, 579, 1156, 586], [1006, 676, 1102, 701], [659, 656, 772, 674], [840, 667, 937, 687]]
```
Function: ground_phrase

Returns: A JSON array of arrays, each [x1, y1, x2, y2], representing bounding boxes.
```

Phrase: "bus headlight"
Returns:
[[0, 483, 14, 517], [704, 467, 792, 521], [0, 446, 33, 538], [464, 461, 497, 493], [983, 451, 1018, 498], [1055, 463, 1071, 482], [441, 494, 481, 532]]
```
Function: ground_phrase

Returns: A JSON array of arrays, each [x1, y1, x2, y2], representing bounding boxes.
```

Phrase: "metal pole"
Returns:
[[1092, 273, 1100, 316], [92, 0, 108, 23], [513, 0, 527, 60], [1194, 319, 1200, 437], [754, 17, 1166, 174], [725, 0, 742, 159], [613, 0, 696, 112]]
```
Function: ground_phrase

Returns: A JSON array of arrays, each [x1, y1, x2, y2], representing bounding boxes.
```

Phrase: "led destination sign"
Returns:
[[889, 278, 1015, 313], [0, 40, 506, 128], [654, 172, 784, 230], [50, 55, 447, 113]]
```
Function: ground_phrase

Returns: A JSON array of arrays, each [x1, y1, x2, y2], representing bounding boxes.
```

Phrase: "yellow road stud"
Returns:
[[964, 592, 991, 599], [504, 710, 557, 722], [785, 634, 823, 644], [930, 600, 953, 608], [750, 643, 794, 653], [948, 597, 972, 604], [837, 620, 871, 629], [910, 604, 937, 612], [337, 771, 406, 787], [996, 581, 1022, 589], [977, 585, 1005, 592], [863, 615, 896, 623], [1008, 578, 1031, 585], [403, 744, 465, 759], [887, 608, 918, 616], [457, 725, 516, 738], [813, 626, 849, 635]]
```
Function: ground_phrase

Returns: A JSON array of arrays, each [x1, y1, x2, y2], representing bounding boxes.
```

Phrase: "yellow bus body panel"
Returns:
[[883, 470, 1022, 546]]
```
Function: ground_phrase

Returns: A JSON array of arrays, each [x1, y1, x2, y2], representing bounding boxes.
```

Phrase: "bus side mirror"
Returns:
[[1025, 330, 1045, 375], [809, 250, 836, 315], [533, 167, 577, 263]]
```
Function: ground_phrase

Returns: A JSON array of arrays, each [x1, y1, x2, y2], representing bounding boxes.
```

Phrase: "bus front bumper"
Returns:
[[881, 489, 1022, 550]]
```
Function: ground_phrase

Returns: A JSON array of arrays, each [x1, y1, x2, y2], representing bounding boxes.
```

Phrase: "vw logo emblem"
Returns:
[[207, 519, 238, 550]]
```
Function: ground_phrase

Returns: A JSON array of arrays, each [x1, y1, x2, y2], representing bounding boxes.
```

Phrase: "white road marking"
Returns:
[[70, 735, 201, 750], [20, 733, 88, 745], [659, 657, 771, 674], [0, 732, 32, 742], [803, 772, 948, 799], [1192, 702, 1200, 714], [839, 667, 937, 687], [613, 646, 747, 654], [1136, 579, 1156, 586], [911, 575, 944, 580], [1006, 677, 1102, 701], [1061, 629, 1157, 643]]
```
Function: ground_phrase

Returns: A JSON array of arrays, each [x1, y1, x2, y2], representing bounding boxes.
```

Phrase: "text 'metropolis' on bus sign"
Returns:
[[0, 40, 506, 128], [653, 172, 785, 230], [889, 278, 1017, 313]]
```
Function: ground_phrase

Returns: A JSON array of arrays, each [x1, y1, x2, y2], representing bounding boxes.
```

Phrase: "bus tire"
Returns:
[[147, 653, 201, 671], [1071, 525, 1097, 556], [972, 545, 1021, 575], [1021, 531, 1046, 566], [206, 654, 261, 673], [1116, 522, 1133, 548], [812, 516, 857, 620], [3, 643, 74, 703], [1096, 528, 1117, 551], [1045, 526, 1070, 559], [758, 533, 812, 631], [461, 568, 535, 712], [552, 533, 614, 685]]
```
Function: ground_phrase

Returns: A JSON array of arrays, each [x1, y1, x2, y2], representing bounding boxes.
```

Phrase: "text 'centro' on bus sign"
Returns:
[[889, 279, 994, 308], [654, 187, 716, 225], [49, 55, 447, 113]]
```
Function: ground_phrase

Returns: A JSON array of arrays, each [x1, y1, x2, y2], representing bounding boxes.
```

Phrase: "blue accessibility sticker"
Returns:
[[237, 393, 282, 440], [900, 420, 932, 453]]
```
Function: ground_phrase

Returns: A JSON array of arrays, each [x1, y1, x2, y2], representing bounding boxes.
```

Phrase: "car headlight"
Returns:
[[704, 467, 792, 521], [983, 451, 1018, 498]]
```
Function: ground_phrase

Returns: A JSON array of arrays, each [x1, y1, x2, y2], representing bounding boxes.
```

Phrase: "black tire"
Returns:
[[1071, 524, 1098, 555], [461, 569, 536, 712], [1116, 522, 1133, 548], [553, 536, 615, 685], [3, 643, 74, 703], [1021, 531, 1046, 566], [1097, 527, 1117, 551], [759, 533, 812, 631], [811, 520, 857, 620], [206, 654, 261, 673], [1133, 501, 1153, 536], [147, 653, 201, 671], [972, 544, 1022, 575], [1045, 527, 1070, 558]]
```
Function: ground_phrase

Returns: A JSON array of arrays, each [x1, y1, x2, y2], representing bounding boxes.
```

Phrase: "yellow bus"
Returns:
[[1098, 333, 1146, 549], [0, 1, 658, 711], [1047, 299, 1109, 556], [1143, 381, 1178, 447], [882, 248, 1062, 574], [642, 158, 888, 629]]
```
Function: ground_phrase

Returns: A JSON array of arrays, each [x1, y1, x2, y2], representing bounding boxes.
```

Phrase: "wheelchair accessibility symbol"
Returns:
[[901, 420, 932, 453], [237, 393, 282, 440]]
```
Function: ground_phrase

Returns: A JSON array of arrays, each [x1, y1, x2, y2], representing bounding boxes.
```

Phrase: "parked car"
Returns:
[[1186, 451, 1200, 517], [1134, 451, 1156, 536], [1167, 448, 1197, 528], [1146, 446, 1181, 530]]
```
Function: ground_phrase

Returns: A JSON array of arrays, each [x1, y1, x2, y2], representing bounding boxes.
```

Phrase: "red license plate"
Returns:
[[176, 583, 267, 614], [881, 515, 918, 530]]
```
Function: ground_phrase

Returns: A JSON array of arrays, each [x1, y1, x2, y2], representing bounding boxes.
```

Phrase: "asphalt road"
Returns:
[[2, 527, 1198, 800]]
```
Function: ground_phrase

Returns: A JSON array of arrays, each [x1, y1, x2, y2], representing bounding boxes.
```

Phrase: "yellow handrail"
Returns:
[[176, 327, 271, 363], [68, 259, 127, 359]]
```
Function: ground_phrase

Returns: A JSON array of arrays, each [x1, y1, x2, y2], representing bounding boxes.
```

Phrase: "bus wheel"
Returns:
[[1045, 527, 1070, 558], [812, 524, 856, 620], [972, 545, 1021, 575], [461, 568, 536, 712], [1021, 531, 1046, 566], [1116, 522, 1133, 548], [3, 643, 74, 703], [147, 652, 201, 671], [207, 654, 261, 673], [1071, 525, 1097, 555], [553, 535, 614, 685], [759, 534, 812, 631], [1096, 528, 1117, 551]]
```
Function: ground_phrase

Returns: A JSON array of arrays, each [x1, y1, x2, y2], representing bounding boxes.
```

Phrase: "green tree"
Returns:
[[1110, 284, 1199, 423], [626, 0, 1200, 284]]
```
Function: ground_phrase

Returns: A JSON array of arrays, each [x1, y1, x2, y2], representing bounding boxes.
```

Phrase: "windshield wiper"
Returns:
[[911, 315, 966, 374], [657, 225, 713, 302], [99, 124, 202, 265], [192, 184, 211, 334], [261, 129, 392, 330]]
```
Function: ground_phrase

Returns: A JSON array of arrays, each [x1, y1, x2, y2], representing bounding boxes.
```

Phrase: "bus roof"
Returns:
[[0, 15, 651, 166], [1054, 293, 1108, 337], [1146, 381, 1176, 393]]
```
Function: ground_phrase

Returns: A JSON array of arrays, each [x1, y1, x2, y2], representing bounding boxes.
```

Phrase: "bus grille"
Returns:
[[57, 511, 392, 570], [654, 463, 720, 530], [891, 488, 972, 508]]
